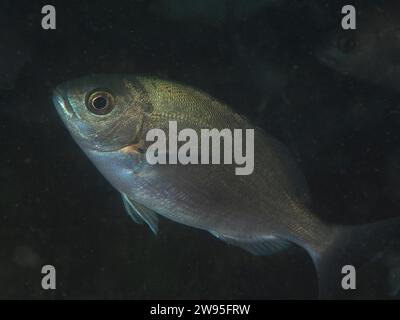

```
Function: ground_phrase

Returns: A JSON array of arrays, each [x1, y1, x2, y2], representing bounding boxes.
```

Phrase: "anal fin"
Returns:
[[210, 231, 291, 255]]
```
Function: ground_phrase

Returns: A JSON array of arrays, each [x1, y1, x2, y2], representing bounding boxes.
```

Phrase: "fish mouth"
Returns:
[[52, 88, 74, 118]]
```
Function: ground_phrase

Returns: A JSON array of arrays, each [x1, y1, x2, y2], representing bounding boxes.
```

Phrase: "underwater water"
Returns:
[[1, 0, 400, 299]]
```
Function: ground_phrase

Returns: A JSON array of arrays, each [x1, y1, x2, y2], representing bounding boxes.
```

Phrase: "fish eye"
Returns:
[[337, 35, 357, 54], [86, 89, 115, 115]]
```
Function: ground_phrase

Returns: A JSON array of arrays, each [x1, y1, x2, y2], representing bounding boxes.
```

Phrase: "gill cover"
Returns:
[[54, 74, 153, 152]]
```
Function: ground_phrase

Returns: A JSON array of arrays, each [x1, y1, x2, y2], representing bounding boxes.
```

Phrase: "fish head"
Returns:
[[52, 74, 152, 152], [316, 29, 380, 77]]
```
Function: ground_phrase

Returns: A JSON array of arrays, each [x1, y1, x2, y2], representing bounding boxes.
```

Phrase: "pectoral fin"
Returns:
[[121, 193, 159, 235]]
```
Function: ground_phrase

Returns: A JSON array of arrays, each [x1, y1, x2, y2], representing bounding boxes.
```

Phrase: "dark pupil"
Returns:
[[92, 96, 108, 109]]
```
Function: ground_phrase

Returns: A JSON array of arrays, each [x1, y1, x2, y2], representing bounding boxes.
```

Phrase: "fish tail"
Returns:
[[309, 217, 400, 299]]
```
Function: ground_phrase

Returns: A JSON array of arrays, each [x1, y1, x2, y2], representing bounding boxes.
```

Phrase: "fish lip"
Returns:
[[52, 87, 74, 118]]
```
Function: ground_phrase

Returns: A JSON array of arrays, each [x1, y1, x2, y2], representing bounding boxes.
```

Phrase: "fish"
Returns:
[[53, 74, 400, 298], [316, 4, 400, 92]]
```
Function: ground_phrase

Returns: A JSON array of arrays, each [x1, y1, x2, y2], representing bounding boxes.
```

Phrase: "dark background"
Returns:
[[1, 0, 400, 299]]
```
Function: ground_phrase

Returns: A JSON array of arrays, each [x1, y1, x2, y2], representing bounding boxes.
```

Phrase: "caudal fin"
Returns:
[[311, 217, 400, 299]]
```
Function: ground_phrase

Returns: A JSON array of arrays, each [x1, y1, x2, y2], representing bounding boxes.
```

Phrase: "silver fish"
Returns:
[[53, 74, 400, 298]]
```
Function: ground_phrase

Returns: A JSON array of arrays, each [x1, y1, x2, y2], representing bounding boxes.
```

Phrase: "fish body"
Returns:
[[53, 74, 400, 297]]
